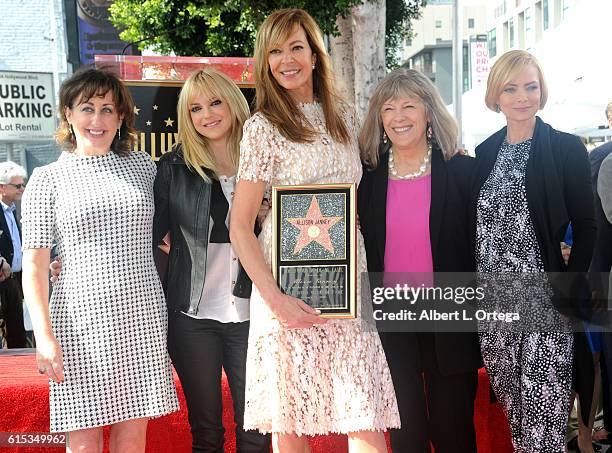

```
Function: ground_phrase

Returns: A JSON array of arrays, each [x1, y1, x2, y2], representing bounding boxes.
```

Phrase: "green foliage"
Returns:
[[109, 0, 424, 65], [109, 0, 258, 57], [386, 0, 426, 69]]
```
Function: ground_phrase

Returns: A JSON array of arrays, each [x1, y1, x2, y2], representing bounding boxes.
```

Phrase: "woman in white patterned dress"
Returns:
[[21, 68, 179, 452], [230, 8, 399, 452]]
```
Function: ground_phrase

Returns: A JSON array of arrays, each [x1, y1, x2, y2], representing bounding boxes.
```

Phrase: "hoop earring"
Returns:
[[426, 123, 434, 141], [118, 127, 121, 140], [382, 131, 388, 144]]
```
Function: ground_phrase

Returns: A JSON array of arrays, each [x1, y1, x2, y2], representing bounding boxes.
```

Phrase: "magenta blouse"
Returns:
[[384, 175, 434, 285]]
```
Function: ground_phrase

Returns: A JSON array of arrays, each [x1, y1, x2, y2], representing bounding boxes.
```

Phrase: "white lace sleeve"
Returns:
[[237, 113, 276, 183], [21, 166, 56, 249]]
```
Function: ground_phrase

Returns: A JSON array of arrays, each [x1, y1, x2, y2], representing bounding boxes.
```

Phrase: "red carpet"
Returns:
[[0, 352, 513, 452]]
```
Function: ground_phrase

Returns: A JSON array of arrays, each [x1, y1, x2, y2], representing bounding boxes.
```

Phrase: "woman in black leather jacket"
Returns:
[[153, 69, 270, 453]]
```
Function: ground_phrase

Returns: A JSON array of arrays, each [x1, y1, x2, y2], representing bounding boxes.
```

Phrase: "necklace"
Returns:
[[388, 142, 432, 180]]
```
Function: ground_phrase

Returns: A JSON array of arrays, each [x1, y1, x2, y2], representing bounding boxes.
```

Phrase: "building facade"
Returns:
[[402, 0, 488, 104], [460, 0, 612, 150], [0, 0, 69, 171]]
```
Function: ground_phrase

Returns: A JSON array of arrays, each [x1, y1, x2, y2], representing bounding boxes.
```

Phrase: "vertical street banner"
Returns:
[[469, 38, 490, 87], [0, 71, 55, 142]]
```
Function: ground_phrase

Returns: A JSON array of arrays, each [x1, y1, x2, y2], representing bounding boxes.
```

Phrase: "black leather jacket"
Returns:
[[153, 147, 252, 314]]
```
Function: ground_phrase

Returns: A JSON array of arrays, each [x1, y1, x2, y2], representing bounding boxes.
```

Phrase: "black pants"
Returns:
[[0, 272, 26, 349], [168, 313, 270, 453], [383, 332, 478, 453]]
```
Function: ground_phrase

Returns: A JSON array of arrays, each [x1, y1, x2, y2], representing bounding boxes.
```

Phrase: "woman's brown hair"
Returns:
[[56, 67, 137, 155], [253, 8, 350, 144]]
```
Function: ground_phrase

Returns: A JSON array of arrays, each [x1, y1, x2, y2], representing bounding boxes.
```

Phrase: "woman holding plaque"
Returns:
[[470, 50, 595, 452], [153, 69, 271, 453], [358, 68, 481, 453], [230, 8, 399, 452]]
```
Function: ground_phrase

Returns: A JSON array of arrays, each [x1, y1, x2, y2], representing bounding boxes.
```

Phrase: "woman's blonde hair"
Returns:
[[253, 8, 350, 144], [485, 50, 548, 112], [359, 68, 458, 169], [176, 69, 250, 181]]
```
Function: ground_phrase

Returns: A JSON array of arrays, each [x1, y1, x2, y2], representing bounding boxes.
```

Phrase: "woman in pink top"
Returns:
[[358, 68, 482, 453]]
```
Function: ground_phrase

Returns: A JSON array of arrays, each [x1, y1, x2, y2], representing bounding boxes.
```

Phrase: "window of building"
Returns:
[[562, 0, 574, 18], [405, 36, 412, 46], [488, 28, 497, 58], [494, 4, 504, 18], [503, 21, 509, 51], [435, 20, 442, 28], [509, 17, 515, 48], [463, 43, 470, 93], [535, 1, 543, 41], [468, 18, 475, 29], [494, 1, 507, 19], [543, 0, 549, 29], [422, 51, 433, 74], [554, 0, 562, 26], [518, 11, 525, 48], [525, 7, 534, 47]]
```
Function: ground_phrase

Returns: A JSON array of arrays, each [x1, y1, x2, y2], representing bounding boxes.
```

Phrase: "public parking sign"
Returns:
[[0, 71, 55, 142]]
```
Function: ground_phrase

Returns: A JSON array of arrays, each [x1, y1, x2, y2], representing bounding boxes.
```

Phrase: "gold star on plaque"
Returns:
[[146, 120, 152, 126], [153, 105, 159, 110], [134, 106, 140, 115], [164, 117, 175, 127], [286, 196, 342, 254]]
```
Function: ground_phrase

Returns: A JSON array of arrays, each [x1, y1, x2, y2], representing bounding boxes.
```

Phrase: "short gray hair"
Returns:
[[0, 161, 27, 184]]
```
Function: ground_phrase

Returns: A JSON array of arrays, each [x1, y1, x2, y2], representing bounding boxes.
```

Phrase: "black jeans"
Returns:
[[168, 313, 270, 453], [384, 332, 478, 453], [0, 272, 26, 348]]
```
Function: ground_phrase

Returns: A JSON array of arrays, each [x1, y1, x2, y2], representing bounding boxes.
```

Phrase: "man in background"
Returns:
[[0, 161, 27, 348]]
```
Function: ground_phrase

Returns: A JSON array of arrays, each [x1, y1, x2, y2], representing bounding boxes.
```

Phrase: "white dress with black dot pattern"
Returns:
[[476, 139, 573, 453], [21, 151, 179, 432]]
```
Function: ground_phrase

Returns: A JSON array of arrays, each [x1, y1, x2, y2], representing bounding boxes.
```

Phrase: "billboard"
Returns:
[[0, 71, 55, 142], [76, 0, 139, 66]]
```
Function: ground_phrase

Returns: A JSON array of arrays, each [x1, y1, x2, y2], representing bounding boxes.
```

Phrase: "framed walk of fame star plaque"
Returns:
[[271, 183, 357, 318]]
